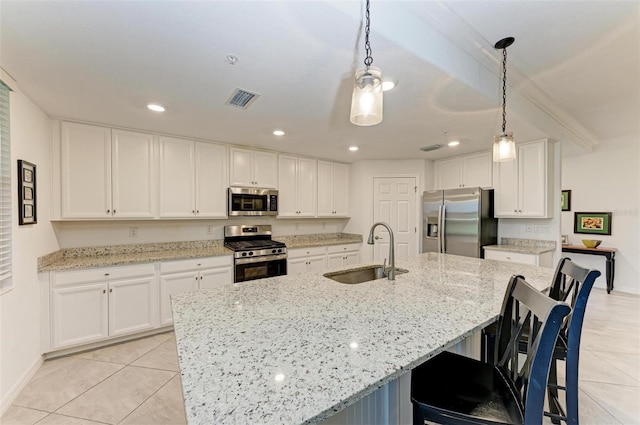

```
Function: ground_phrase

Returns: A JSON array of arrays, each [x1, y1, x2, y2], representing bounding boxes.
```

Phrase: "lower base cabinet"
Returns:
[[327, 244, 361, 269], [51, 264, 158, 350], [483, 249, 553, 268], [287, 246, 327, 275], [159, 257, 233, 325]]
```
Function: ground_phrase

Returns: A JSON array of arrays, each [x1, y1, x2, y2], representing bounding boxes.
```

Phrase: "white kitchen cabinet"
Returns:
[[60, 122, 156, 219], [326, 244, 361, 269], [287, 247, 327, 275], [230, 147, 277, 188], [317, 161, 350, 217], [159, 136, 228, 218], [50, 264, 158, 350], [484, 249, 553, 268], [278, 154, 317, 217], [435, 151, 492, 190], [493, 139, 553, 218], [159, 257, 233, 325], [51, 282, 109, 348]]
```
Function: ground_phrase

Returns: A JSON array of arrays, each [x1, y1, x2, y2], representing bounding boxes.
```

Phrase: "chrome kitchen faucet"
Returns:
[[367, 222, 395, 281]]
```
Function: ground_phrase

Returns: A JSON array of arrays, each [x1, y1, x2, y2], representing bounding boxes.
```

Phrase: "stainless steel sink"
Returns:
[[323, 265, 409, 284]]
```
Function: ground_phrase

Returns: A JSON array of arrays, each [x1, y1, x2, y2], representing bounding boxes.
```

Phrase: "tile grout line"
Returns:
[[115, 371, 180, 425]]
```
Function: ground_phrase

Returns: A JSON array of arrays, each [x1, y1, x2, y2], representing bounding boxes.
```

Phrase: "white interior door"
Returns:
[[373, 177, 418, 262]]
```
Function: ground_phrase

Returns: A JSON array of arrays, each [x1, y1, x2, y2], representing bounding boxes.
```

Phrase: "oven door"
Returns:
[[234, 255, 287, 283]]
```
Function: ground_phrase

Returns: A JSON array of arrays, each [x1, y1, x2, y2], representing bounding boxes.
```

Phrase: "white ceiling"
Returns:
[[1, 1, 638, 162]]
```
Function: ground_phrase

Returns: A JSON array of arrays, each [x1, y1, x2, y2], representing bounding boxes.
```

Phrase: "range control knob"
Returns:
[[277, 248, 283, 253], [272, 249, 277, 254], [248, 251, 254, 256], [242, 252, 247, 257]]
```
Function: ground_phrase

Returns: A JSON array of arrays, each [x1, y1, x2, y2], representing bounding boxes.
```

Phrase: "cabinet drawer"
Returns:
[[287, 246, 326, 259], [326, 243, 361, 254], [160, 256, 232, 274], [53, 264, 156, 287], [484, 250, 538, 266]]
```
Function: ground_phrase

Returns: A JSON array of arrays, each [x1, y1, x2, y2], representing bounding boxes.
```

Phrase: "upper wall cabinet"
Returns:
[[278, 154, 317, 217], [229, 147, 277, 188], [59, 122, 156, 219], [158, 137, 228, 218], [493, 139, 554, 218], [317, 161, 349, 217], [434, 151, 492, 190]]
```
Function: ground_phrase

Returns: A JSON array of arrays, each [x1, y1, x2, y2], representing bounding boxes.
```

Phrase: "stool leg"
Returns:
[[566, 349, 580, 425], [547, 357, 562, 424]]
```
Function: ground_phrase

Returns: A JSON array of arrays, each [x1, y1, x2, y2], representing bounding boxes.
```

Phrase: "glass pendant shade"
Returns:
[[350, 66, 383, 126], [493, 132, 516, 162]]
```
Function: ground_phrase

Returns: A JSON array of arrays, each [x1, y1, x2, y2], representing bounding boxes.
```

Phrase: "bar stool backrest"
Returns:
[[494, 275, 571, 424]]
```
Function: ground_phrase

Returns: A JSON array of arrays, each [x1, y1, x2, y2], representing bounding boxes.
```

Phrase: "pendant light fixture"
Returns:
[[350, 0, 383, 126], [493, 37, 516, 162]]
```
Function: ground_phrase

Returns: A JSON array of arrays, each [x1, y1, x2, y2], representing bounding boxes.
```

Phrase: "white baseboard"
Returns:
[[0, 355, 44, 416]]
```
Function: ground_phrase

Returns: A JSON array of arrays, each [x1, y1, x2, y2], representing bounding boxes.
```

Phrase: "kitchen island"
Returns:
[[171, 252, 555, 425]]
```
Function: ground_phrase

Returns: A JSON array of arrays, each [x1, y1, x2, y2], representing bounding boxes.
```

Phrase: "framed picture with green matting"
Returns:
[[574, 212, 611, 235]]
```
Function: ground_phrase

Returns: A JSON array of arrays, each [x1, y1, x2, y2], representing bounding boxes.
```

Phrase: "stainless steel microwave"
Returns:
[[228, 187, 278, 216]]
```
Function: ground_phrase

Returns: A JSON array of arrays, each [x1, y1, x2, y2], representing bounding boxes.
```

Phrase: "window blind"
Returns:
[[0, 82, 11, 290]]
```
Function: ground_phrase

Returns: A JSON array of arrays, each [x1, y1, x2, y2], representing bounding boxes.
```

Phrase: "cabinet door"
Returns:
[[493, 157, 518, 217], [230, 147, 255, 186], [278, 155, 298, 217], [288, 257, 309, 275], [159, 271, 199, 325], [343, 252, 360, 267], [196, 142, 228, 218], [333, 163, 349, 216], [317, 161, 335, 217], [436, 158, 462, 190], [112, 130, 156, 218], [159, 137, 196, 217], [52, 282, 108, 348], [253, 150, 278, 188], [518, 142, 547, 217], [296, 157, 317, 216], [60, 122, 112, 218], [199, 267, 233, 289], [307, 255, 327, 273], [327, 253, 345, 269], [109, 276, 157, 336], [462, 152, 492, 188]]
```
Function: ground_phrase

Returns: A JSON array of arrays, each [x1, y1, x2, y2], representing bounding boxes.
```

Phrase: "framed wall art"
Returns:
[[18, 160, 37, 225], [574, 211, 611, 235], [561, 190, 572, 211]]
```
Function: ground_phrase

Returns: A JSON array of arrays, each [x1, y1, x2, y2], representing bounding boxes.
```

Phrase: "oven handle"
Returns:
[[235, 253, 288, 265]]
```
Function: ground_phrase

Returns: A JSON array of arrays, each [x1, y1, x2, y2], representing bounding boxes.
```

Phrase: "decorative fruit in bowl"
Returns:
[[582, 239, 602, 248]]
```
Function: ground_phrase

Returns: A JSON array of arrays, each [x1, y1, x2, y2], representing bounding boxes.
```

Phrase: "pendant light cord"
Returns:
[[364, 0, 373, 68], [501, 47, 507, 134]]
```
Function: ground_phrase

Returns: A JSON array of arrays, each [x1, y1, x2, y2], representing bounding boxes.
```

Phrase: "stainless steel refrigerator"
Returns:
[[422, 187, 497, 258]]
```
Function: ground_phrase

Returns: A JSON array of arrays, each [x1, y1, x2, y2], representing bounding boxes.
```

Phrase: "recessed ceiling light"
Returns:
[[349, 146, 359, 151], [448, 141, 460, 147], [382, 80, 397, 91], [226, 54, 239, 65], [273, 130, 285, 136], [147, 103, 165, 112]]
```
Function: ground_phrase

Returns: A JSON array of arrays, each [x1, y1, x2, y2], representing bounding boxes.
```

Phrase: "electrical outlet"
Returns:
[[205, 225, 214, 235], [129, 227, 138, 238], [534, 225, 541, 233], [541, 225, 549, 234], [525, 224, 533, 233]]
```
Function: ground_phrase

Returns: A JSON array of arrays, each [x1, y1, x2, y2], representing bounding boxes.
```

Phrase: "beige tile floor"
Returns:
[[2, 288, 639, 425]]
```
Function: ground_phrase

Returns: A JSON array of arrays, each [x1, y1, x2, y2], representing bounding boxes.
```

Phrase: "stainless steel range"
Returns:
[[224, 225, 287, 283]]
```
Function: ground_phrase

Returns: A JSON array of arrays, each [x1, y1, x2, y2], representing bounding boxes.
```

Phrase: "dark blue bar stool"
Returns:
[[411, 274, 571, 424]]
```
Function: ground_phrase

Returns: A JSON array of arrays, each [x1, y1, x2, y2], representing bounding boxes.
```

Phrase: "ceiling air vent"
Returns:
[[420, 144, 443, 152], [226, 88, 260, 110]]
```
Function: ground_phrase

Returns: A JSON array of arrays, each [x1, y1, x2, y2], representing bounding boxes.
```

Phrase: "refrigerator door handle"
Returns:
[[440, 204, 446, 253]]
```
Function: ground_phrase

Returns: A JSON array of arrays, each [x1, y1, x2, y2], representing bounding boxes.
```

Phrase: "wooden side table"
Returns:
[[561, 245, 617, 293]]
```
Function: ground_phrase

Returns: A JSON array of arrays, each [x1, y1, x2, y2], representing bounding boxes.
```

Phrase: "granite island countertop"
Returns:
[[171, 252, 554, 425]]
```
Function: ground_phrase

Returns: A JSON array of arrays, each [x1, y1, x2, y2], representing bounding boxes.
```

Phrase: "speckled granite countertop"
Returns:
[[171, 252, 554, 425], [483, 237, 556, 255], [38, 233, 363, 272]]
